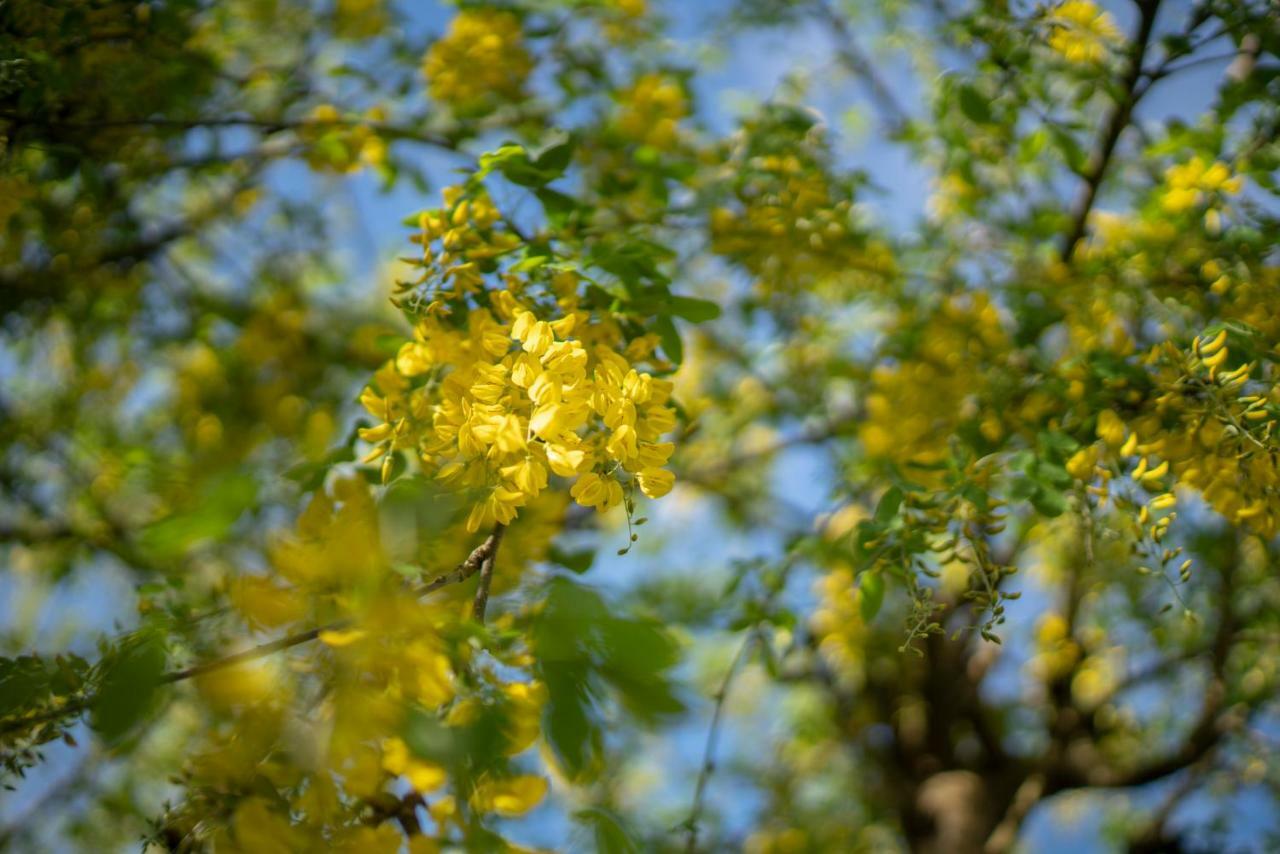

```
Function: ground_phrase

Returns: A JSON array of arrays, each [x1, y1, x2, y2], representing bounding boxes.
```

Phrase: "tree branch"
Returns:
[[469, 523, 507, 623], [1052, 534, 1240, 791], [1059, 0, 1163, 262], [812, 0, 911, 132], [984, 772, 1045, 854], [683, 630, 755, 853], [0, 112, 459, 152]]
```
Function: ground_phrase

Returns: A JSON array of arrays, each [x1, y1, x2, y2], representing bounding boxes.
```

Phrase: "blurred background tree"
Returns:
[[2, 0, 1279, 851]]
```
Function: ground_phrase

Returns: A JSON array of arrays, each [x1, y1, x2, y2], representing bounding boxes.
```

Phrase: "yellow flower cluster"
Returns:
[[858, 293, 1009, 469], [300, 104, 388, 173], [422, 9, 533, 111], [601, 0, 649, 42], [1160, 156, 1244, 214], [1067, 330, 1280, 537], [334, 0, 387, 39], [178, 477, 554, 850], [1031, 612, 1080, 680], [810, 565, 869, 689], [1047, 0, 1121, 64], [169, 293, 337, 460], [361, 186, 677, 532], [710, 151, 888, 293], [616, 73, 688, 150], [1138, 335, 1278, 536]]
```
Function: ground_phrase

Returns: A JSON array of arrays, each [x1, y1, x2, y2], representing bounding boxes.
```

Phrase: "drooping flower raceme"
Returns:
[[422, 9, 533, 112], [359, 184, 678, 533]]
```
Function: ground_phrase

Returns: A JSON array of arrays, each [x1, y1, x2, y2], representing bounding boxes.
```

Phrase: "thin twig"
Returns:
[[0, 526, 507, 739], [812, 0, 911, 132], [681, 415, 857, 486], [469, 523, 507, 623], [683, 631, 756, 853], [161, 623, 339, 684], [1059, 0, 1163, 262], [0, 112, 459, 152]]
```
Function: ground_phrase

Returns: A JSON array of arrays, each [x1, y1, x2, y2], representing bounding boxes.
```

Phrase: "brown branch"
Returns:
[[679, 414, 857, 487], [1059, 0, 1163, 262], [984, 773, 1045, 854], [414, 524, 506, 598], [812, 0, 910, 132], [1051, 535, 1241, 792], [0, 112, 458, 152], [469, 523, 507, 623], [161, 623, 338, 685], [1126, 756, 1211, 852], [683, 630, 756, 853]]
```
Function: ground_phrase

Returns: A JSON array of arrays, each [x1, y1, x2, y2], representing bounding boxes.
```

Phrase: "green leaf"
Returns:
[[859, 570, 885, 622], [668, 295, 722, 323], [958, 84, 992, 124], [541, 661, 600, 779], [535, 187, 578, 228], [478, 143, 550, 187], [1050, 126, 1087, 174], [1030, 485, 1068, 518], [534, 135, 575, 176], [138, 473, 257, 559], [0, 656, 52, 717], [510, 254, 550, 273], [874, 486, 903, 524], [479, 139, 574, 188], [532, 579, 684, 778], [90, 635, 166, 742], [548, 545, 595, 574], [655, 315, 682, 365], [575, 807, 639, 854]]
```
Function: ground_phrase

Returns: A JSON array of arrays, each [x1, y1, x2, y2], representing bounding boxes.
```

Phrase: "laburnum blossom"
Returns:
[[616, 72, 688, 150], [1046, 0, 1121, 64], [709, 109, 894, 295], [1160, 156, 1244, 214], [1053, 321, 1280, 545], [299, 104, 389, 174], [858, 293, 1010, 472], [172, 475, 559, 851], [422, 8, 533, 111], [359, 184, 679, 532]]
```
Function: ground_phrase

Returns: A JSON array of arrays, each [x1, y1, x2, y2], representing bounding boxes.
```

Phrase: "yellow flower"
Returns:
[[1161, 157, 1243, 213], [196, 660, 279, 712], [319, 628, 366, 647], [1047, 0, 1120, 64], [1095, 409, 1125, 448], [229, 799, 307, 852], [362, 181, 680, 534], [470, 775, 548, 817], [423, 10, 533, 111], [381, 737, 447, 793], [466, 486, 526, 532], [230, 576, 306, 629], [570, 472, 607, 507], [1066, 445, 1099, 481], [546, 442, 587, 476], [616, 73, 688, 150], [501, 681, 547, 755], [636, 467, 675, 498], [570, 471, 624, 512]]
